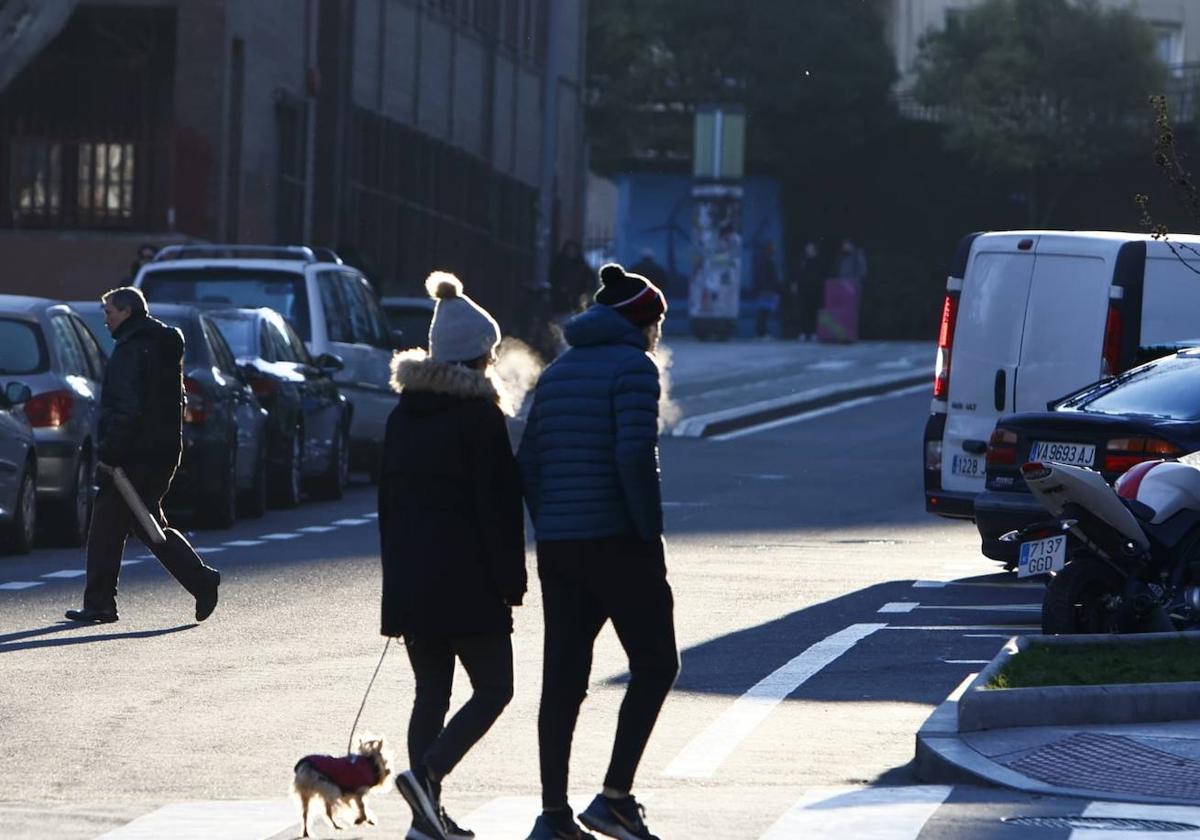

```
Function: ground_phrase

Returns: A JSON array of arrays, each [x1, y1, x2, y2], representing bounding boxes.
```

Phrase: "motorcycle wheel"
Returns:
[[1041, 559, 1125, 635]]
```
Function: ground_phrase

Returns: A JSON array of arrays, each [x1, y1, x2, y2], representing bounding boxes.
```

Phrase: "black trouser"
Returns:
[[537, 536, 679, 811], [404, 633, 514, 779], [83, 462, 217, 614]]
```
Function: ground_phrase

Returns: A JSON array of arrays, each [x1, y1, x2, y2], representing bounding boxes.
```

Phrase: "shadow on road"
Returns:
[[0, 621, 195, 653]]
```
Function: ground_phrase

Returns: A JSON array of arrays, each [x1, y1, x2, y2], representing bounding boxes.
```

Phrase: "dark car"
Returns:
[[206, 307, 351, 505], [0, 379, 36, 554], [141, 305, 268, 528], [974, 350, 1200, 564]]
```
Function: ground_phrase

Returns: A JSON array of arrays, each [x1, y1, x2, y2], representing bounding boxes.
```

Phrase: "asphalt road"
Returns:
[[2, 388, 1197, 839]]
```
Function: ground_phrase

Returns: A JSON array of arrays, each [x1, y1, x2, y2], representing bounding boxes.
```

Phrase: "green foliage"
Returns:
[[987, 639, 1200, 689], [586, 0, 897, 175], [914, 0, 1165, 223]]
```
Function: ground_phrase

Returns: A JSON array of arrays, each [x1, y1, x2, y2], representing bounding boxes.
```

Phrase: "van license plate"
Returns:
[[1029, 441, 1095, 467], [950, 454, 983, 477], [1018, 535, 1066, 578]]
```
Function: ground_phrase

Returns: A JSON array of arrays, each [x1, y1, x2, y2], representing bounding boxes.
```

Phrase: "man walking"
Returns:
[[65, 287, 220, 624], [518, 263, 679, 840]]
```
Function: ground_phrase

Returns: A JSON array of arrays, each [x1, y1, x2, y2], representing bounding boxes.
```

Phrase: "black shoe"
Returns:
[[526, 809, 597, 840], [195, 569, 220, 622], [397, 768, 446, 840], [64, 607, 118, 624], [441, 807, 475, 840], [405, 811, 449, 840], [579, 794, 659, 840]]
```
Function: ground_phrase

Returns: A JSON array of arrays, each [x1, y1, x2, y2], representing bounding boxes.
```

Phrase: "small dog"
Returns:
[[293, 737, 391, 837]]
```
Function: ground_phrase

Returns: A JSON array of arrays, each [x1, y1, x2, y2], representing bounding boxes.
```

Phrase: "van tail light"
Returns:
[[24, 389, 73, 428], [933, 293, 959, 400], [986, 427, 1019, 467], [1101, 303, 1123, 377], [1104, 436, 1183, 474], [183, 377, 208, 424], [248, 376, 276, 399]]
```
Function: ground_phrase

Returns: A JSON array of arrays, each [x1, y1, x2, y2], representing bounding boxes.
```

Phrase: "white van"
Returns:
[[924, 230, 1200, 518], [135, 245, 397, 480]]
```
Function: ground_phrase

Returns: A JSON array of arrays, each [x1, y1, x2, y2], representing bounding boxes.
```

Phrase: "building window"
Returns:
[[77, 142, 135, 220], [11, 141, 62, 217], [1153, 22, 1185, 72]]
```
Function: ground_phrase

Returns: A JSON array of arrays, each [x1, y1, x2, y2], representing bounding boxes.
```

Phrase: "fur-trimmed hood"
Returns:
[[390, 349, 512, 413]]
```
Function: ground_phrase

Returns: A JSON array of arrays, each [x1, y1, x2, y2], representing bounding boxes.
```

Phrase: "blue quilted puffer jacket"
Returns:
[[518, 305, 663, 541]]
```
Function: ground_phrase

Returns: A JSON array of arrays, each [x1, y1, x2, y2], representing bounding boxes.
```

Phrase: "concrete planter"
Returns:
[[957, 630, 1200, 732]]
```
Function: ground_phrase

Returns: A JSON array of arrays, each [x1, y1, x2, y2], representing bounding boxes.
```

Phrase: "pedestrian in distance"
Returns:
[[128, 242, 157, 282], [788, 241, 823, 341], [518, 263, 679, 840], [381, 272, 527, 840], [550, 240, 597, 319], [65, 287, 220, 625], [752, 241, 783, 339], [836, 237, 868, 284]]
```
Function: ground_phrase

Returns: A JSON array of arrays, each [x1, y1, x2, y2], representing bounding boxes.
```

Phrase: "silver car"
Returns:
[[0, 297, 106, 547], [0, 379, 36, 554]]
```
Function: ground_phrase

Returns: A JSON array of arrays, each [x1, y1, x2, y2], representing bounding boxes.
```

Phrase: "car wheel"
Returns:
[[204, 447, 238, 529], [44, 453, 92, 547], [309, 424, 349, 501], [239, 443, 267, 519], [2, 464, 37, 555], [271, 431, 303, 509]]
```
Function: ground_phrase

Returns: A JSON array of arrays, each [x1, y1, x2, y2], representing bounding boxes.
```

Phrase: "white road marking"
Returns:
[[42, 569, 87, 579], [120, 560, 142, 567], [912, 580, 947, 588], [883, 624, 1040, 632], [806, 359, 855, 371], [298, 525, 337, 533], [361, 512, 379, 518], [662, 501, 710, 508], [93, 800, 296, 839], [0, 581, 41, 590], [710, 383, 929, 442], [663, 623, 886, 779], [915, 604, 1040, 613], [1077, 801, 1200, 838], [191, 547, 225, 554], [222, 540, 265, 547], [878, 602, 919, 614], [759, 785, 953, 840], [463, 795, 591, 838], [963, 634, 1012, 639], [258, 532, 301, 540], [876, 359, 915, 370], [331, 518, 370, 526], [943, 660, 992, 665]]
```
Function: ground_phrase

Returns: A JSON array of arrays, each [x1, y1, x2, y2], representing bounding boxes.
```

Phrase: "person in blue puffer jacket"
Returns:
[[518, 263, 679, 840]]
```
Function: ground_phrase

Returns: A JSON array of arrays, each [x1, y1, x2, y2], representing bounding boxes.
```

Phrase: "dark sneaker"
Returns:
[[405, 811, 449, 840], [525, 809, 598, 840], [397, 768, 446, 840], [64, 607, 118, 624], [195, 569, 220, 622], [439, 807, 474, 840], [579, 794, 660, 840]]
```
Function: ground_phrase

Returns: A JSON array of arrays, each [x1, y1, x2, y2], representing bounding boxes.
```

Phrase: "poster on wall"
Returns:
[[689, 181, 742, 340]]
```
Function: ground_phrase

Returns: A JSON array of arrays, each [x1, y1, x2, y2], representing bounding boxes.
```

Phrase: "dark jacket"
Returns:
[[517, 305, 662, 542], [378, 354, 527, 639], [97, 314, 185, 470]]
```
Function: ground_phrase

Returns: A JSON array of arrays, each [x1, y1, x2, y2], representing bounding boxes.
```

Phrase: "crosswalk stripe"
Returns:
[[758, 786, 952, 840], [93, 800, 295, 839], [463, 795, 591, 839], [332, 518, 370, 526], [664, 623, 886, 779], [0, 581, 40, 590]]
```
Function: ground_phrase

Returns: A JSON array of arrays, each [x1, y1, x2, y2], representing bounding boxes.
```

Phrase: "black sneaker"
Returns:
[[579, 794, 659, 840], [525, 808, 598, 840], [397, 768, 446, 840], [64, 607, 118, 624], [441, 807, 475, 840]]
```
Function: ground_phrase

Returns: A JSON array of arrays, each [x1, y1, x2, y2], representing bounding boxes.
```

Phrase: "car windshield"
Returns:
[[208, 314, 256, 357], [0, 319, 47, 374], [384, 305, 433, 349], [154, 313, 201, 363], [139, 268, 311, 340], [1070, 355, 1200, 420]]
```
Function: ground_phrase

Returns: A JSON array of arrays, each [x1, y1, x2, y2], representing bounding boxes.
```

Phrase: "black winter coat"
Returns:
[[378, 355, 527, 639], [97, 314, 185, 470]]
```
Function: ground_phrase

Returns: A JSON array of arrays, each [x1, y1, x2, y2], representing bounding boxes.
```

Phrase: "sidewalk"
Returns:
[[917, 676, 1200, 805], [661, 338, 933, 436]]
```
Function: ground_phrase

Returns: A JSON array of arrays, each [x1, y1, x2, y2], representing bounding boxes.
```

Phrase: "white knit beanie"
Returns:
[[425, 271, 501, 363]]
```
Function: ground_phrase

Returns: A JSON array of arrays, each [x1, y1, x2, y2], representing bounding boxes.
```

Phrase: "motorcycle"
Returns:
[[1002, 458, 1200, 634]]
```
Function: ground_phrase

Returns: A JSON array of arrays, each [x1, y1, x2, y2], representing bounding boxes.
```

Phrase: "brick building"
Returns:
[[0, 0, 588, 327]]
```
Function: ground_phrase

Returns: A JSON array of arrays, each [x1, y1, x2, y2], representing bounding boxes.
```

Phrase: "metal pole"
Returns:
[[535, 0, 563, 289]]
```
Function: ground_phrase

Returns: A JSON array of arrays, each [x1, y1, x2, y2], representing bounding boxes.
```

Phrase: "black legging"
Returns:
[[536, 536, 679, 810], [404, 633, 514, 779]]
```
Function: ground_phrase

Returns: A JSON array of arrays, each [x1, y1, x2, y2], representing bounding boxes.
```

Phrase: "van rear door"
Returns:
[[1013, 251, 1112, 412], [941, 242, 1037, 494]]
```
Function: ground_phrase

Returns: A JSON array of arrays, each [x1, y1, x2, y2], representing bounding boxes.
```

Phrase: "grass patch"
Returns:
[[987, 640, 1200, 689]]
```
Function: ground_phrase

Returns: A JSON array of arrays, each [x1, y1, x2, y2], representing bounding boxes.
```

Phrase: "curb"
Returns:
[[670, 371, 930, 438]]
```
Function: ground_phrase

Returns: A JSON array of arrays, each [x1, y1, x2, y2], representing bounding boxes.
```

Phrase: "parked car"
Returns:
[[133, 245, 398, 481], [0, 377, 36, 555], [380, 295, 434, 350], [0, 296, 107, 546], [924, 230, 1200, 521], [145, 304, 269, 528], [206, 307, 351, 505], [975, 349, 1200, 564]]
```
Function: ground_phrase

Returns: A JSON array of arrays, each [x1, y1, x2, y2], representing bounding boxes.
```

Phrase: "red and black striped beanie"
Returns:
[[594, 263, 667, 327]]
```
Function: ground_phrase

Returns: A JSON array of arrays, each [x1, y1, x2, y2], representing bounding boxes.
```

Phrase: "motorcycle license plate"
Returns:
[[1018, 535, 1066, 578]]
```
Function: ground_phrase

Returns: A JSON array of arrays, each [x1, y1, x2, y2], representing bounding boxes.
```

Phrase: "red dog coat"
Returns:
[[296, 754, 378, 792]]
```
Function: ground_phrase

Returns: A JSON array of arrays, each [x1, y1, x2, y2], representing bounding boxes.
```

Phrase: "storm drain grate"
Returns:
[[1004, 733, 1200, 800], [1002, 815, 1200, 832]]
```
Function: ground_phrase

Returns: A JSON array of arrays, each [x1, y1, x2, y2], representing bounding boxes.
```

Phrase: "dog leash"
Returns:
[[347, 637, 392, 754]]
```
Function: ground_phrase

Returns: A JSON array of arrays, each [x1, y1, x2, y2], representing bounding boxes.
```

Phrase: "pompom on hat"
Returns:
[[593, 263, 667, 327], [424, 271, 501, 363]]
